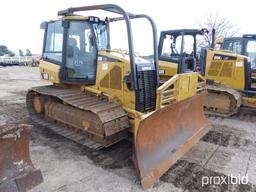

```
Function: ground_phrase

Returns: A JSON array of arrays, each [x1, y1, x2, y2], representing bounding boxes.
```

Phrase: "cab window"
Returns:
[[161, 35, 179, 57], [246, 40, 256, 69], [43, 21, 63, 63], [65, 21, 97, 81], [232, 40, 242, 54], [93, 22, 108, 50], [161, 35, 194, 57], [223, 39, 242, 54]]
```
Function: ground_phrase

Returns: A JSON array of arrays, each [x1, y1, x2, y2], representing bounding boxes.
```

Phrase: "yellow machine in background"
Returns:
[[26, 5, 210, 189], [217, 34, 256, 76], [158, 28, 256, 116]]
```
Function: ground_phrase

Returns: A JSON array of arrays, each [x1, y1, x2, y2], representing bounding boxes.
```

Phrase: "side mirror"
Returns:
[[201, 28, 209, 34], [40, 21, 47, 30], [216, 36, 224, 45]]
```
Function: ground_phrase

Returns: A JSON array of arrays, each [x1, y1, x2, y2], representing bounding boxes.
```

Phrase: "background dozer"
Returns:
[[26, 4, 210, 189], [0, 124, 43, 192], [158, 28, 256, 116], [216, 34, 256, 80]]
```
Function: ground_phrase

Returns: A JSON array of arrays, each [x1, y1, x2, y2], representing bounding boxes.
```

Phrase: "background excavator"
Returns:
[[26, 4, 210, 189], [158, 28, 256, 116]]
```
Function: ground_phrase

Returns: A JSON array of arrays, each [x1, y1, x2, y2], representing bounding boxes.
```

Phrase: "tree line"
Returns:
[[197, 13, 239, 48], [18, 49, 32, 56], [0, 45, 32, 57], [0, 45, 15, 56]]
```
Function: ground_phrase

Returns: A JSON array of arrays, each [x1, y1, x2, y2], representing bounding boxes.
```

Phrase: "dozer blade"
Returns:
[[0, 124, 43, 192], [134, 91, 211, 189]]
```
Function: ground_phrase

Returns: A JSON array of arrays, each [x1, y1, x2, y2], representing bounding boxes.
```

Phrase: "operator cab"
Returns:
[[159, 29, 207, 73], [41, 16, 108, 84], [221, 35, 256, 72]]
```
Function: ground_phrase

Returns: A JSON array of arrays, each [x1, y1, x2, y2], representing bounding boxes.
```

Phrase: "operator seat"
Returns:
[[67, 38, 80, 57]]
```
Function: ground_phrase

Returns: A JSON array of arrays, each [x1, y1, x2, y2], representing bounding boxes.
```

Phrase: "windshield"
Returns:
[[161, 35, 178, 57], [223, 39, 242, 54], [246, 40, 256, 70], [43, 21, 63, 63], [93, 22, 108, 50], [161, 34, 194, 57]]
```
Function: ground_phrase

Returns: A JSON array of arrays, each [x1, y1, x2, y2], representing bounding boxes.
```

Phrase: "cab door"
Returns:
[[61, 20, 97, 84]]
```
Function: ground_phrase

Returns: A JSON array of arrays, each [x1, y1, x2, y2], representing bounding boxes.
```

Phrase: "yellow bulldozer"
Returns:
[[158, 28, 256, 116], [26, 4, 210, 189], [216, 34, 256, 81]]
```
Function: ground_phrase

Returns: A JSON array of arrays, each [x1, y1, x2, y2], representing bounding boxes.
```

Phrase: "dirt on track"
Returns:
[[1, 66, 256, 192]]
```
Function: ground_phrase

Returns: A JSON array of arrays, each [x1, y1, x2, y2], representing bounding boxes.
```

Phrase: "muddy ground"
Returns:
[[1, 66, 256, 192]]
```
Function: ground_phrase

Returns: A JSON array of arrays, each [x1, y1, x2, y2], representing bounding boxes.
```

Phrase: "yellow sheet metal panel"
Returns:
[[62, 15, 89, 20], [242, 96, 256, 108], [39, 60, 61, 84], [233, 56, 246, 90], [176, 73, 198, 101], [95, 52, 136, 111], [206, 50, 246, 90], [159, 60, 178, 80]]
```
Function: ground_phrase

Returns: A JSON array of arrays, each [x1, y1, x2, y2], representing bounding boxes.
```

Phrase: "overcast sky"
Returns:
[[0, 0, 255, 55]]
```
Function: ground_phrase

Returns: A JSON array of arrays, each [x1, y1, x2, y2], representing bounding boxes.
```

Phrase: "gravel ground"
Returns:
[[1, 66, 256, 192]]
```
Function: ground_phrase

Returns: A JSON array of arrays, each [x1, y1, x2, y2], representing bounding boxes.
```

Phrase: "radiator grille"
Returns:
[[220, 62, 233, 77], [208, 61, 221, 76], [135, 69, 157, 112]]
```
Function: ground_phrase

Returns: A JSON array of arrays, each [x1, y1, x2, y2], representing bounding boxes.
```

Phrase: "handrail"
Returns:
[[156, 74, 179, 109], [197, 73, 206, 91], [156, 72, 206, 110]]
